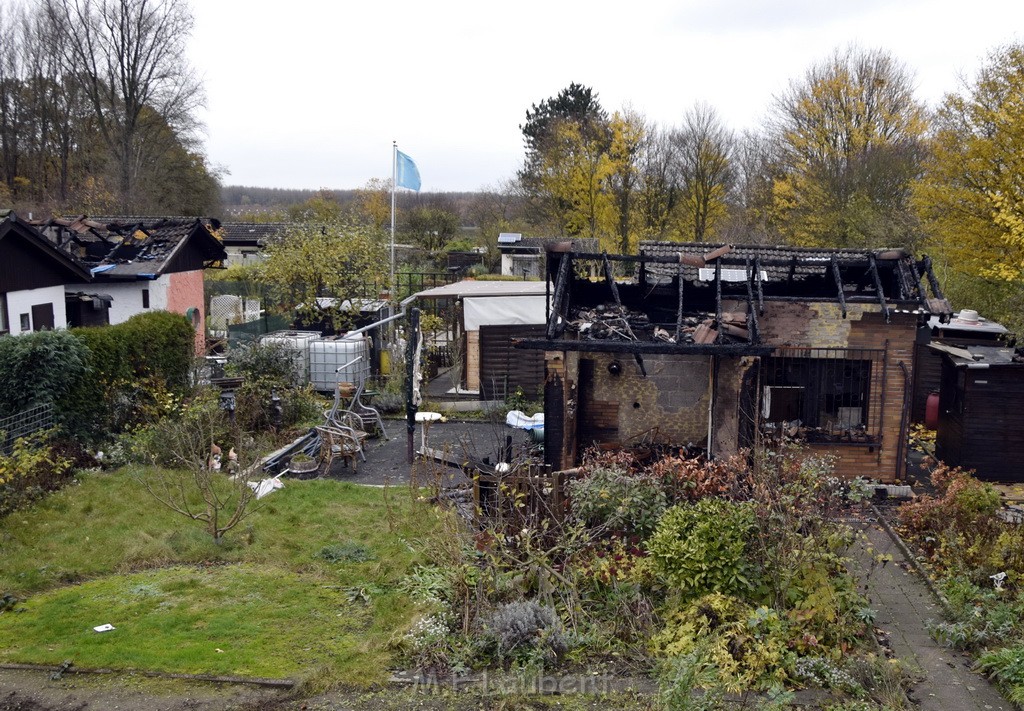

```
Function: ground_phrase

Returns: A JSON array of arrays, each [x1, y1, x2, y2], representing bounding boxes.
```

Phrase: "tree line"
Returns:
[[508, 45, 1024, 332], [0, 0, 219, 216]]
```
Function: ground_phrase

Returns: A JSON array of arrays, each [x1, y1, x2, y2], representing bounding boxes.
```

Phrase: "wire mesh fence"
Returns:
[[0, 403, 55, 454]]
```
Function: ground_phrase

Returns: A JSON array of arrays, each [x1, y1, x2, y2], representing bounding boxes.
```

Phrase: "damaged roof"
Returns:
[[219, 222, 288, 247], [31, 216, 227, 281], [515, 241, 952, 354]]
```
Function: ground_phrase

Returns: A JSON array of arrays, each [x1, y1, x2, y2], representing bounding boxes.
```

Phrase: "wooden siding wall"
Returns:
[[0, 237, 72, 291], [937, 360, 1024, 481], [480, 325, 546, 400]]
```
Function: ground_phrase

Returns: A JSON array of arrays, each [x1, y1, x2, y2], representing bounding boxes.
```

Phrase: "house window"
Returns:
[[0, 293, 7, 334], [142, 289, 150, 309], [20, 313, 30, 332], [762, 347, 885, 442]]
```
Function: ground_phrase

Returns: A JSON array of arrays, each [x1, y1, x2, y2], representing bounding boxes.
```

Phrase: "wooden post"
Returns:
[[406, 307, 420, 464]]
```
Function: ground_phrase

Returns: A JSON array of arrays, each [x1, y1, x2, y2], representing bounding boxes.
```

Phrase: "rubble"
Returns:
[[567, 304, 752, 345]]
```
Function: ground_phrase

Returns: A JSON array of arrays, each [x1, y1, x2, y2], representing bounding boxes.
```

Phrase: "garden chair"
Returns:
[[315, 425, 362, 473]]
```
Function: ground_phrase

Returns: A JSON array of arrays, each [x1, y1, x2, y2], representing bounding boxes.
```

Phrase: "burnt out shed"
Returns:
[[935, 344, 1024, 482], [516, 242, 951, 483]]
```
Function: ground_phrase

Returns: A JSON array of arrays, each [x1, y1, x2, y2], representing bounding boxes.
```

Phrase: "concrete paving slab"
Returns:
[[850, 517, 1011, 710]]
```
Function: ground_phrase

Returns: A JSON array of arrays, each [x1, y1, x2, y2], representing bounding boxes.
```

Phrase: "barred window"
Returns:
[[762, 347, 885, 441]]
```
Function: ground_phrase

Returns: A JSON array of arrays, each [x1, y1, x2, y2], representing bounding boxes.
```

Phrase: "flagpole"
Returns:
[[390, 141, 397, 315]]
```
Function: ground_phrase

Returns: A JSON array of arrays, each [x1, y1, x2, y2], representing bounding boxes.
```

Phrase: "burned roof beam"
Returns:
[[546, 252, 572, 339], [907, 257, 930, 311], [921, 256, 946, 300], [754, 255, 765, 315], [513, 339, 775, 356], [714, 259, 723, 344], [830, 254, 848, 319], [566, 251, 888, 269], [744, 258, 760, 343], [633, 352, 647, 377], [867, 252, 891, 323], [675, 262, 685, 343], [602, 251, 622, 307]]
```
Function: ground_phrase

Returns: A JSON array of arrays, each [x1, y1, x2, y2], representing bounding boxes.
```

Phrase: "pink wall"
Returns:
[[167, 269, 206, 355]]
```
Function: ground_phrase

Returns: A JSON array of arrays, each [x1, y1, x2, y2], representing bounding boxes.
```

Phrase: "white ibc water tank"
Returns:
[[309, 336, 371, 393], [259, 330, 321, 385]]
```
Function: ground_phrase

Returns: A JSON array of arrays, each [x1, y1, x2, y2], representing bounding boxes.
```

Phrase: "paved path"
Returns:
[[850, 516, 1010, 710]]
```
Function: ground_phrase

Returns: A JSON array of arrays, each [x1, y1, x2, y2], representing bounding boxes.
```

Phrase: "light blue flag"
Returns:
[[396, 150, 421, 191]]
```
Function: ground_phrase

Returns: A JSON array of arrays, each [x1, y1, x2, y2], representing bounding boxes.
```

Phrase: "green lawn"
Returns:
[[0, 470, 442, 686]]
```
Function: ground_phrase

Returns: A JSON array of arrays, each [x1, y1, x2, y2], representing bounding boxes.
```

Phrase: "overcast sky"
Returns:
[[189, 0, 1024, 193]]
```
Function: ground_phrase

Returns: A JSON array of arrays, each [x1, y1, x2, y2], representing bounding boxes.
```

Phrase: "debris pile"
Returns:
[[568, 304, 751, 345]]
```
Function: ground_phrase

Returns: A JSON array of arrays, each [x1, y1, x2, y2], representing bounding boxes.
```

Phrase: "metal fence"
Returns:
[[0, 403, 55, 454]]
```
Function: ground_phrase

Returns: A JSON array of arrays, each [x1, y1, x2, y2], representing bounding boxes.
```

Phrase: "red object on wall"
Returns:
[[925, 391, 940, 430]]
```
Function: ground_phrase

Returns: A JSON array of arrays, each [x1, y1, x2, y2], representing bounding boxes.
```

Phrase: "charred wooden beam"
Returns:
[[546, 253, 572, 339], [787, 256, 797, 286], [602, 251, 622, 307], [513, 339, 774, 356], [921, 256, 946, 300], [675, 262, 685, 342], [830, 254, 848, 319], [633, 352, 647, 377], [714, 259, 723, 344], [703, 244, 734, 262], [907, 257, 929, 310], [638, 249, 647, 292], [744, 258, 760, 343], [754, 255, 765, 314], [867, 252, 891, 323], [570, 251, 881, 269]]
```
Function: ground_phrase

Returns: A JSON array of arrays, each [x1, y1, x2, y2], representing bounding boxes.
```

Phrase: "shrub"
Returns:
[[0, 429, 74, 517], [65, 311, 196, 440], [649, 452, 750, 503], [0, 330, 89, 418], [226, 341, 321, 431], [482, 600, 567, 664], [567, 466, 667, 536], [651, 592, 794, 691], [646, 498, 758, 601]]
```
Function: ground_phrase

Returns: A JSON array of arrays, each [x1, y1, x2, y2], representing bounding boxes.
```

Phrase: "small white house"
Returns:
[[0, 212, 91, 335]]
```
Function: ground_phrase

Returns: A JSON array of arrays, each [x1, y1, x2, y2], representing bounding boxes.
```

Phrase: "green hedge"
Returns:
[[64, 312, 195, 441], [0, 330, 89, 416], [0, 312, 195, 443]]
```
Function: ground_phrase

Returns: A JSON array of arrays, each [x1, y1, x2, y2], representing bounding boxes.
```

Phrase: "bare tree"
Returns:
[[635, 122, 679, 240], [43, 0, 203, 209], [671, 102, 735, 243], [138, 393, 262, 544]]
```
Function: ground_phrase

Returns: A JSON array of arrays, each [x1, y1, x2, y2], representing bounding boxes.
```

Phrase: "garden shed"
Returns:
[[934, 344, 1024, 482], [414, 279, 547, 399], [910, 310, 1010, 424], [516, 242, 952, 482]]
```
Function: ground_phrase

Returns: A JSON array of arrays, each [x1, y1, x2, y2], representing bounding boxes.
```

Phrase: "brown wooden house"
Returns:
[[516, 242, 952, 483], [935, 344, 1024, 482]]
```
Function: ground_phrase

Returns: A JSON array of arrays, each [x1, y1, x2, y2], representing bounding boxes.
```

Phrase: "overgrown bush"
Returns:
[[646, 498, 759, 601], [482, 600, 567, 665], [64, 311, 196, 441], [0, 430, 74, 517], [567, 466, 667, 536], [651, 592, 794, 691], [226, 341, 321, 432], [898, 464, 1006, 580], [0, 330, 89, 418]]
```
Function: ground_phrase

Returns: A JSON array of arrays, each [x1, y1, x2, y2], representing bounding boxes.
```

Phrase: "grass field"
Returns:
[[0, 470, 443, 686]]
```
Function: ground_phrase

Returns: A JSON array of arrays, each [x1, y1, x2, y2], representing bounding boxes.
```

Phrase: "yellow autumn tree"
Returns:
[[770, 47, 926, 248], [537, 119, 619, 249], [669, 102, 734, 243], [913, 43, 1024, 331]]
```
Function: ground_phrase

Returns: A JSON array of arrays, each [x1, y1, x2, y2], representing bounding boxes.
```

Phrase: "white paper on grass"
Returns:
[[93, 624, 115, 632]]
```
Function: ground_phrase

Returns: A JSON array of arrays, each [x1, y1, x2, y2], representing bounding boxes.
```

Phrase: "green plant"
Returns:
[[0, 429, 74, 517], [0, 330, 90, 418], [317, 541, 375, 563], [652, 593, 795, 692], [646, 499, 759, 601], [568, 467, 667, 536]]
